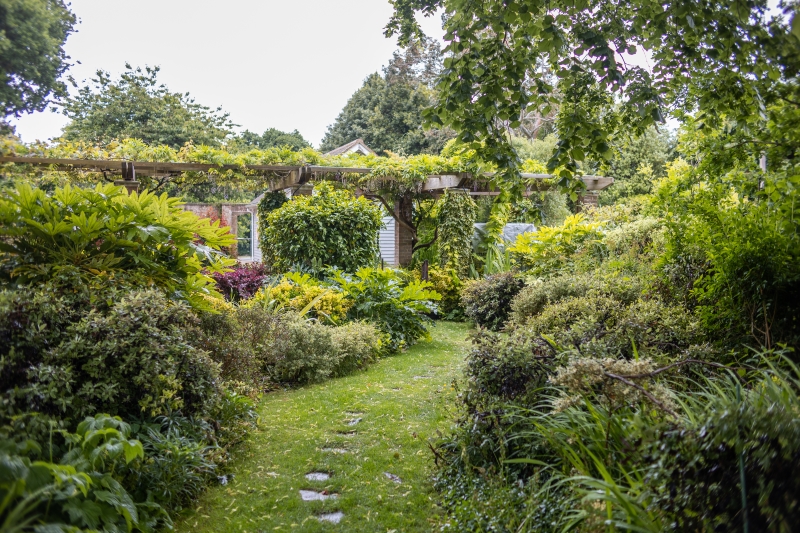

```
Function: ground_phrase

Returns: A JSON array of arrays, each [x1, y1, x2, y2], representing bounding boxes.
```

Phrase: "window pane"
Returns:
[[237, 214, 252, 257]]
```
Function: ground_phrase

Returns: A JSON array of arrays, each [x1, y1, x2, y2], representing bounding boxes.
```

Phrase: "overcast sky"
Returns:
[[10, 0, 444, 148]]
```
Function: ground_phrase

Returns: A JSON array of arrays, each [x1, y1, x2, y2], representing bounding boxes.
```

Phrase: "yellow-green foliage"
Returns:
[[508, 213, 605, 277], [0, 183, 235, 311], [412, 265, 463, 317], [245, 273, 352, 323]]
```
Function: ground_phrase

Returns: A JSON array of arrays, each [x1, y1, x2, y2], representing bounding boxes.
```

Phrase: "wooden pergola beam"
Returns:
[[0, 156, 614, 192]]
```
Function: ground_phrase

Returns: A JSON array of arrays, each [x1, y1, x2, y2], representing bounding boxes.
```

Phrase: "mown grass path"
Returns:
[[176, 322, 471, 533]]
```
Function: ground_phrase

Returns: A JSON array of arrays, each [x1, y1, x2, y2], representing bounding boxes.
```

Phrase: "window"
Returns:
[[236, 213, 252, 257]]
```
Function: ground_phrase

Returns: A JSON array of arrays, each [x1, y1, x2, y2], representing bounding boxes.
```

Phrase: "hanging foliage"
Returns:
[[437, 189, 477, 277], [256, 190, 289, 261]]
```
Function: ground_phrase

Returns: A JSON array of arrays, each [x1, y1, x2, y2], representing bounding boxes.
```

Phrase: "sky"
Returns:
[[9, 0, 444, 148]]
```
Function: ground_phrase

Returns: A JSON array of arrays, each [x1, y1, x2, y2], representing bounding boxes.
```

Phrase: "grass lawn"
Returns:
[[175, 321, 471, 533]]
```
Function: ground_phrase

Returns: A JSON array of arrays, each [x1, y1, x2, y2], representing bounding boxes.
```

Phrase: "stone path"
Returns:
[[175, 322, 471, 533]]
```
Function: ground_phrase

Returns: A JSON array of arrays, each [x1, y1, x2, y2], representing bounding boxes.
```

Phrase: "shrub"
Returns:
[[246, 272, 352, 323], [262, 182, 383, 273], [510, 272, 644, 324], [330, 321, 383, 376], [645, 366, 800, 532], [131, 424, 216, 512], [212, 262, 268, 301], [331, 267, 440, 351], [196, 305, 277, 392], [269, 313, 338, 384], [460, 272, 524, 330], [412, 265, 464, 319], [524, 294, 698, 360], [508, 213, 605, 277], [0, 414, 170, 532], [0, 287, 220, 424], [0, 183, 235, 310], [464, 329, 556, 405]]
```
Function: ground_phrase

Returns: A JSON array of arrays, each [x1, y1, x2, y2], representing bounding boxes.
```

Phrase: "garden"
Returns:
[[2, 0, 800, 532]]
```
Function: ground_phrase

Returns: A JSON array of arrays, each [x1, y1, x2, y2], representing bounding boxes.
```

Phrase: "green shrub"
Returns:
[[412, 265, 464, 319], [269, 313, 338, 384], [0, 183, 235, 310], [464, 329, 556, 405], [330, 321, 383, 376], [262, 182, 383, 273], [645, 365, 800, 532], [525, 294, 698, 360], [131, 424, 216, 512], [332, 267, 440, 351], [196, 305, 278, 393], [0, 287, 220, 424], [510, 271, 645, 326], [0, 414, 170, 532], [460, 272, 524, 330], [508, 213, 605, 277]]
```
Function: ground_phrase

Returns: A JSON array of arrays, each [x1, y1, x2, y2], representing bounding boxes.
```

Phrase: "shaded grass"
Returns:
[[175, 321, 471, 532]]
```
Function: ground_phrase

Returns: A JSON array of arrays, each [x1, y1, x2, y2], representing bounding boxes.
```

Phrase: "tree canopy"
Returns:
[[59, 65, 236, 148], [0, 0, 76, 118], [386, 0, 800, 192], [232, 128, 311, 151], [321, 38, 455, 155]]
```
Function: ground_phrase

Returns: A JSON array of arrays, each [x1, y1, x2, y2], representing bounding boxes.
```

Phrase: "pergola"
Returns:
[[0, 155, 614, 265]]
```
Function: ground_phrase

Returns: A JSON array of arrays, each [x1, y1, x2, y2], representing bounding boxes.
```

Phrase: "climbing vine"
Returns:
[[437, 189, 477, 277], [257, 190, 289, 261]]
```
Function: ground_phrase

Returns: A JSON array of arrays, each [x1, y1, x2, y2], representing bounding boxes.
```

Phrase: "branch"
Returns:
[[364, 194, 417, 235], [412, 226, 438, 252], [604, 372, 678, 418], [618, 359, 736, 380]]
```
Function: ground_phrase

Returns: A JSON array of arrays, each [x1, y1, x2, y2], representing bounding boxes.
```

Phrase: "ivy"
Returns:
[[437, 189, 477, 277], [256, 190, 289, 260]]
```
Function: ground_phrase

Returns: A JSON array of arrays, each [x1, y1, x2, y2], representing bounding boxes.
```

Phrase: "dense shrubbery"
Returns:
[[332, 267, 441, 351], [433, 163, 800, 532], [261, 182, 383, 273], [413, 265, 465, 320], [0, 183, 235, 310], [460, 272, 524, 330]]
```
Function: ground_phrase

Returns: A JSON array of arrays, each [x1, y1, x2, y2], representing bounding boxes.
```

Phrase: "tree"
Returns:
[[60, 65, 235, 148], [599, 127, 676, 204], [320, 37, 455, 155], [386, 0, 800, 193], [0, 0, 76, 118], [232, 127, 311, 151]]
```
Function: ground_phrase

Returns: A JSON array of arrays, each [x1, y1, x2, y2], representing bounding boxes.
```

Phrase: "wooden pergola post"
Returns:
[[394, 194, 415, 267]]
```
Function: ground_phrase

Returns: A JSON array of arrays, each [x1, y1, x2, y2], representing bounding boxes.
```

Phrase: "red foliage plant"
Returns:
[[212, 262, 268, 301]]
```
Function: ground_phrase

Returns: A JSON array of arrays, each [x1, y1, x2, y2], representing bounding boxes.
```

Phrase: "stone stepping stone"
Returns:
[[412, 375, 431, 380], [337, 430, 357, 436], [317, 511, 344, 524], [321, 447, 349, 454], [299, 489, 338, 501], [346, 417, 362, 426], [384, 472, 402, 484], [305, 472, 330, 482]]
